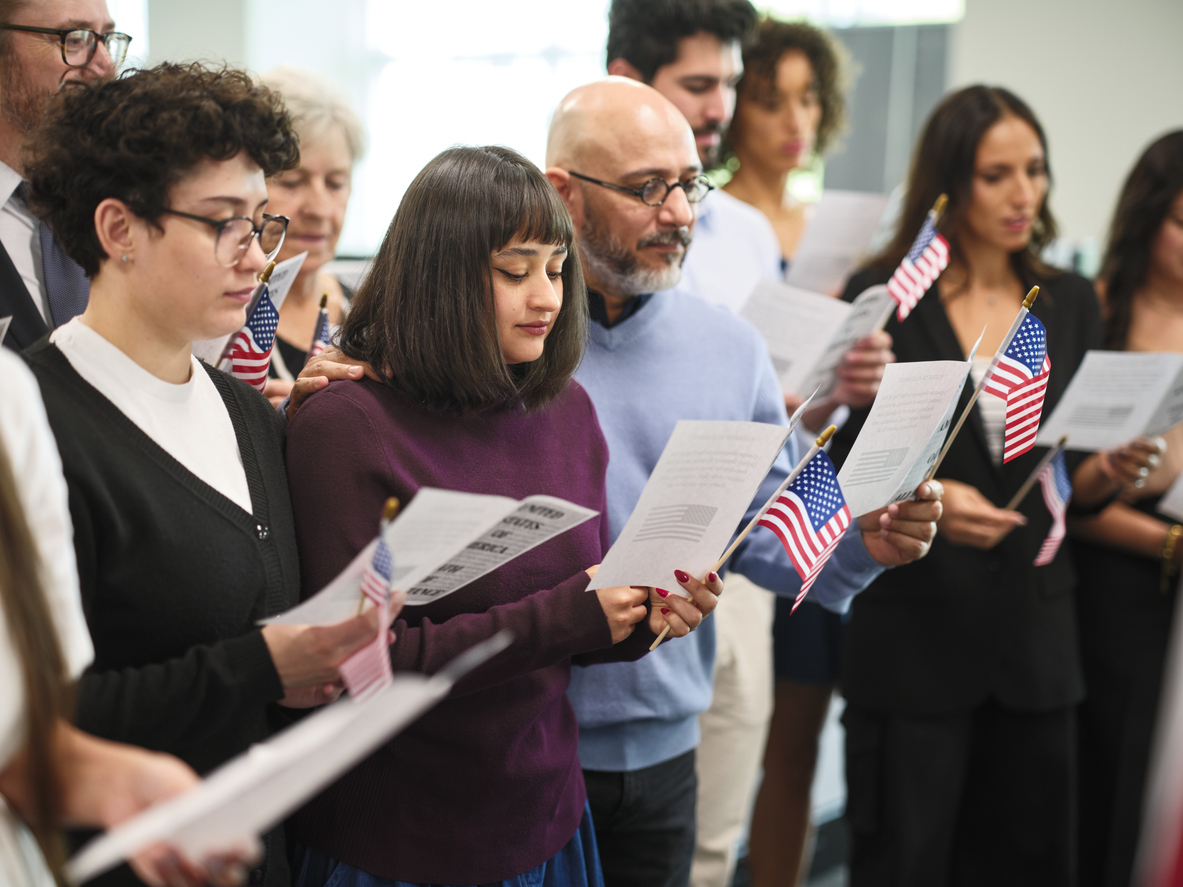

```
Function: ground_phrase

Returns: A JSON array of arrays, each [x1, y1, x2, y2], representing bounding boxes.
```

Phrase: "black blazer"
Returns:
[[0, 238, 47, 351], [830, 266, 1102, 715]]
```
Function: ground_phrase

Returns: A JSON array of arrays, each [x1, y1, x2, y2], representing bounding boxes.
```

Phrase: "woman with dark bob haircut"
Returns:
[[828, 86, 1157, 885], [1070, 130, 1183, 887], [284, 144, 719, 887], [22, 62, 393, 887]]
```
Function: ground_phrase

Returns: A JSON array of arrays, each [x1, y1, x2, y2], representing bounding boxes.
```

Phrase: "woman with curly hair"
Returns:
[[1070, 130, 1183, 887], [21, 62, 391, 887]]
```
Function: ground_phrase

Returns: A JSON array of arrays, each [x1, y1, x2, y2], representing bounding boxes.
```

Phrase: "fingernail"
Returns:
[[708, 571, 719, 583], [350, 366, 363, 375], [656, 587, 670, 598], [675, 570, 690, 583], [661, 608, 670, 615]]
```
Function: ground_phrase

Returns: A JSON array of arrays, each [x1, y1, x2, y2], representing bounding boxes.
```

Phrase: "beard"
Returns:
[[0, 49, 54, 137], [579, 204, 692, 296], [695, 122, 724, 168]]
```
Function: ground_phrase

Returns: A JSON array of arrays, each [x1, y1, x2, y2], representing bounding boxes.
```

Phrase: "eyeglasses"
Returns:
[[160, 210, 289, 267], [565, 170, 714, 207], [0, 25, 132, 68]]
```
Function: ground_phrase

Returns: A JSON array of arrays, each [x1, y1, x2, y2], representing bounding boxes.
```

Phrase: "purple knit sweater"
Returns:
[[284, 378, 654, 884]]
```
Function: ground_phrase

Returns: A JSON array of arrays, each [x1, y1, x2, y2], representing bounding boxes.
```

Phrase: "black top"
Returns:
[[830, 266, 1103, 715], [0, 239, 49, 351], [23, 340, 301, 886]]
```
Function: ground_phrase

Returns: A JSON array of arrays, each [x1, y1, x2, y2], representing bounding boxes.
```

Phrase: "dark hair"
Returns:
[[0, 434, 70, 877], [868, 85, 1058, 287], [728, 17, 848, 156], [338, 146, 587, 414], [24, 62, 300, 277], [606, 0, 758, 83], [1099, 130, 1183, 349]]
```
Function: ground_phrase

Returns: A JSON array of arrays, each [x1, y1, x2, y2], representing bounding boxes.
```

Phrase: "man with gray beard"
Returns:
[[0, 0, 126, 350], [546, 78, 942, 887]]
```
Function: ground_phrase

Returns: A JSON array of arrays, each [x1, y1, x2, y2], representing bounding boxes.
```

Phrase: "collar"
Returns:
[[587, 290, 653, 329], [0, 160, 22, 205]]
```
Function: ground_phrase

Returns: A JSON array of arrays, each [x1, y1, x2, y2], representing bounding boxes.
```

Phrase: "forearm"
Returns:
[[1068, 501, 1175, 562], [1070, 452, 1123, 508]]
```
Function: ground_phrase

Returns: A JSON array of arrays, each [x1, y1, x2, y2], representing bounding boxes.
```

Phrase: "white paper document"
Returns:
[[191, 251, 308, 367], [0, 315, 11, 345], [1035, 351, 1183, 452], [741, 281, 894, 399], [265, 487, 598, 625], [784, 190, 890, 295], [65, 633, 512, 885], [588, 420, 792, 593], [837, 358, 973, 517]]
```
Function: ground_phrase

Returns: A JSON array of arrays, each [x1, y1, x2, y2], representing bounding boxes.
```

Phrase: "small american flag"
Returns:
[[1003, 368, 1051, 462], [982, 311, 1051, 463], [1034, 450, 1071, 566], [887, 214, 950, 321], [305, 303, 331, 365], [340, 539, 397, 700], [757, 451, 851, 612], [226, 285, 279, 392]]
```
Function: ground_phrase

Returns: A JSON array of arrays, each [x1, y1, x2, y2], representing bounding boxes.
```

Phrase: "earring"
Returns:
[[121, 255, 130, 263]]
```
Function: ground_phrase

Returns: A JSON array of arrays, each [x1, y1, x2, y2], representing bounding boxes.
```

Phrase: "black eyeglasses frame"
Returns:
[[0, 24, 132, 68], [564, 170, 714, 207]]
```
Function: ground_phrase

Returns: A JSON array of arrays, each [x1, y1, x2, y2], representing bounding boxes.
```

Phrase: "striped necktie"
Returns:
[[17, 182, 90, 327]]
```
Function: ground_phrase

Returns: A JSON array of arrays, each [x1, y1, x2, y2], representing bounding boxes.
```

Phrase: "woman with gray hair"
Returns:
[[258, 66, 367, 401]]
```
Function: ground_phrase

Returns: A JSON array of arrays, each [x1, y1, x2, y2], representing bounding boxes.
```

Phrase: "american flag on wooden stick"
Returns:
[[982, 311, 1051, 462], [1034, 450, 1071, 566], [341, 539, 396, 701], [757, 450, 851, 612], [226, 284, 279, 392], [305, 296, 331, 365], [887, 214, 950, 321]]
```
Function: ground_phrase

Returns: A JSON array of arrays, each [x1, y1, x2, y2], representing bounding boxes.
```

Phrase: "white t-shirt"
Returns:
[[0, 349, 94, 887], [51, 318, 253, 513], [970, 356, 1007, 465]]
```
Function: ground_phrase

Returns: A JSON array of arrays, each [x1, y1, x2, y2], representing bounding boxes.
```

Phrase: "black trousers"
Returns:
[[583, 749, 697, 887], [844, 700, 1076, 887]]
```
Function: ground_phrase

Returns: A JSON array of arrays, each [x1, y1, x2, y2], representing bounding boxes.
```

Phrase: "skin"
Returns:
[[263, 126, 354, 405], [936, 115, 1154, 549], [0, 0, 117, 174], [491, 237, 565, 364]]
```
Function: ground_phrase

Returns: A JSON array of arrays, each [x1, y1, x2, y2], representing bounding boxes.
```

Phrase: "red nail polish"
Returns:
[[675, 570, 690, 583], [661, 608, 670, 615], [708, 572, 719, 583], [656, 588, 670, 598]]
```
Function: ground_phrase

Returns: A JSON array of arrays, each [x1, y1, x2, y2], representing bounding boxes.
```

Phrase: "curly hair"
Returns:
[[606, 0, 758, 83], [729, 17, 848, 156], [24, 62, 300, 277]]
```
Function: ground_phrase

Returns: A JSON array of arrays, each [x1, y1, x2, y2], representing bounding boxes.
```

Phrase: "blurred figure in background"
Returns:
[[257, 66, 366, 395], [1071, 129, 1183, 887]]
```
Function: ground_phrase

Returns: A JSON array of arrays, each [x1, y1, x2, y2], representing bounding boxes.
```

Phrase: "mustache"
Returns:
[[638, 228, 692, 250], [694, 121, 723, 137]]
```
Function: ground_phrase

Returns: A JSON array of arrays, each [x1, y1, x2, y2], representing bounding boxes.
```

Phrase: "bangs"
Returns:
[[491, 165, 574, 252]]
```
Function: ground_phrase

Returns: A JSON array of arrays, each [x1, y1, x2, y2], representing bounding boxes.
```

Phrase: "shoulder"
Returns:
[[663, 288, 767, 345], [1037, 269, 1097, 301], [702, 189, 776, 236], [841, 265, 894, 303]]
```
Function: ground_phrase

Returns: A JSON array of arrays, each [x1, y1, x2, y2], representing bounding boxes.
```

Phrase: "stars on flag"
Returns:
[[227, 286, 279, 392]]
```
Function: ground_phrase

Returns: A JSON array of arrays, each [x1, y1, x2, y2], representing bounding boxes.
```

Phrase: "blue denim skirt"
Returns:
[[291, 799, 605, 887]]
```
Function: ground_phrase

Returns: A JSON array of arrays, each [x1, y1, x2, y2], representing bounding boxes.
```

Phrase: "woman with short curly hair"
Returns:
[[21, 62, 390, 887]]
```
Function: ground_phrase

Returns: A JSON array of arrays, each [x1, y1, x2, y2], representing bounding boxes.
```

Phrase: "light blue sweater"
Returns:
[[569, 288, 883, 772]]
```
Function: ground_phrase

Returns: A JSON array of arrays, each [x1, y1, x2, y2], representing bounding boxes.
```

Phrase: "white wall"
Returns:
[[147, 0, 245, 67], [949, 0, 1183, 244]]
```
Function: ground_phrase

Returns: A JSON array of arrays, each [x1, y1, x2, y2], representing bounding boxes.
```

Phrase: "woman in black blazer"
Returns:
[[830, 86, 1155, 886]]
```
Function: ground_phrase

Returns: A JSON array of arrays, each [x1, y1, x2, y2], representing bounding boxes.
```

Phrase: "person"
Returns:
[[0, 0, 126, 351], [0, 347, 261, 887], [830, 85, 1159, 886], [1070, 129, 1183, 887], [283, 143, 721, 887], [604, 7, 888, 884], [256, 66, 366, 396], [546, 77, 940, 887], [20, 62, 390, 887]]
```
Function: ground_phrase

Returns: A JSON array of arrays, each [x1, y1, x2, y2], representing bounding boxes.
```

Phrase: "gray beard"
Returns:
[[579, 207, 689, 296]]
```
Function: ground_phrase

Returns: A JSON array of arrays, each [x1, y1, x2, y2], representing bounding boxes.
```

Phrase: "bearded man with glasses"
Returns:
[[0, 0, 128, 352]]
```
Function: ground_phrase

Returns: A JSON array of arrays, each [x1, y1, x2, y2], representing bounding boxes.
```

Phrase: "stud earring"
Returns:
[[121, 255, 130, 263]]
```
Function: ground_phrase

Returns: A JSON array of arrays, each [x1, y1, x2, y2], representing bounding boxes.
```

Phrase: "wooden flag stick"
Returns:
[[1006, 435, 1068, 510], [216, 260, 277, 367], [874, 193, 948, 332], [649, 425, 838, 652], [357, 496, 401, 616], [925, 286, 1040, 481]]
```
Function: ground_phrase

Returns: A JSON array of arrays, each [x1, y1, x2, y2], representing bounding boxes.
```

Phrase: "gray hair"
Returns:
[[258, 65, 367, 164]]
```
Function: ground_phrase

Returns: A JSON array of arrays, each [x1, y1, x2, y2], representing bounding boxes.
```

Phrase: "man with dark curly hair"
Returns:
[[0, 0, 127, 351]]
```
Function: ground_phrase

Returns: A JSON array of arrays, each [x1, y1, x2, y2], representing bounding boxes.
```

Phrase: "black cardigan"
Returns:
[[830, 267, 1102, 715], [23, 340, 301, 886]]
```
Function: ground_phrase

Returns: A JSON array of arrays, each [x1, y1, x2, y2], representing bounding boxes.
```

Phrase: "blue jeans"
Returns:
[[291, 800, 604, 887]]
